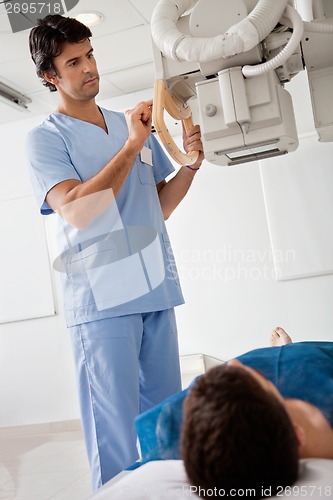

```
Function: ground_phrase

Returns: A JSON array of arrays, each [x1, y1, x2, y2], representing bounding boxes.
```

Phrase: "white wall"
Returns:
[[0, 76, 332, 427], [168, 154, 333, 361], [0, 116, 79, 427]]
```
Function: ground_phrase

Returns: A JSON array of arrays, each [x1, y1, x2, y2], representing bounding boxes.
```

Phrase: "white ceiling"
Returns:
[[0, 0, 159, 124], [0, 0, 325, 138]]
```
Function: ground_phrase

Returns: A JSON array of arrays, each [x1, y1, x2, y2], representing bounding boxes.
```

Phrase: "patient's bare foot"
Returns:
[[270, 327, 293, 346]]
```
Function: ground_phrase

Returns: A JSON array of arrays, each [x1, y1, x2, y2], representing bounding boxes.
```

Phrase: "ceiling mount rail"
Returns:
[[0, 81, 32, 112]]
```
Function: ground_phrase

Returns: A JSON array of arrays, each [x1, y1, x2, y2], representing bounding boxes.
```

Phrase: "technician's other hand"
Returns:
[[125, 99, 153, 152], [182, 123, 204, 169]]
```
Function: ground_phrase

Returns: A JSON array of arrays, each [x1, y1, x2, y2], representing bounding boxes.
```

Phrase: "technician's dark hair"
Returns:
[[181, 364, 299, 499], [29, 15, 92, 92]]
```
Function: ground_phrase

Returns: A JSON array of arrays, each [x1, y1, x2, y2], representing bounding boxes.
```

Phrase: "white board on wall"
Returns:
[[259, 135, 333, 281], [0, 195, 55, 323]]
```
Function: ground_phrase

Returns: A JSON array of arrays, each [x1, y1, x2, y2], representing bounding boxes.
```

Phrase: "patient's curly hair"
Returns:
[[29, 15, 92, 92], [181, 364, 299, 499]]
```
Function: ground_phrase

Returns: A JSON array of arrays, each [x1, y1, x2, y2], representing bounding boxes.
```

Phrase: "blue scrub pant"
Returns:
[[69, 309, 182, 490]]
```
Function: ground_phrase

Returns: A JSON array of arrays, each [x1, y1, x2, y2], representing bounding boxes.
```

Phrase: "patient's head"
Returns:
[[181, 363, 299, 499]]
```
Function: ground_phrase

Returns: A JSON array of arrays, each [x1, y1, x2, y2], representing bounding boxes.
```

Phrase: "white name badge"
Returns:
[[140, 146, 153, 166]]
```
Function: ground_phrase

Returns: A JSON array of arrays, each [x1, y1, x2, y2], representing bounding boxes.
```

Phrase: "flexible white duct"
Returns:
[[281, 15, 333, 34], [150, 0, 197, 61], [242, 4, 304, 77], [150, 0, 289, 63], [303, 20, 333, 33], [228, 0, 288, 48]]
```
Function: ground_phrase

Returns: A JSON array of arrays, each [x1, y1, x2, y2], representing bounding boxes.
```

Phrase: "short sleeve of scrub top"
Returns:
[[26, 121, 82, 215]]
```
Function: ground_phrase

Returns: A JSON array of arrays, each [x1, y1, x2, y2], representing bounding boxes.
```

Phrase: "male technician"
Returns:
[[26, 14, 203, 490]]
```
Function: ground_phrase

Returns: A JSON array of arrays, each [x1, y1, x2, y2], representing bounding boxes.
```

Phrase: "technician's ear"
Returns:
[[43, 71, 59, 87]]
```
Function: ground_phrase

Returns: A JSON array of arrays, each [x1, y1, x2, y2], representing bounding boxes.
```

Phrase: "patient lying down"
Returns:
[[134, 329, 333, 498], [181, 329, 333, 499]]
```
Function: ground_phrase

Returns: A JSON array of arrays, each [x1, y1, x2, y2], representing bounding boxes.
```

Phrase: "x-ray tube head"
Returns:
[[150, 0, 333, 166]]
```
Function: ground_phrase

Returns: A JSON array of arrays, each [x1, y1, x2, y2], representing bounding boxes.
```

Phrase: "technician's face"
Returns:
[[48, 39, 100, 101]]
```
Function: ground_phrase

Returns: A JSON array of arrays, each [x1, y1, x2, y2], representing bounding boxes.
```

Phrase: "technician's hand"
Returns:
[[125, 100, 153, 152], [182, 124, 204, 169]]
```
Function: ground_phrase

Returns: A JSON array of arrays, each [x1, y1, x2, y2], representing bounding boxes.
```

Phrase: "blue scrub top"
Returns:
[[26, 108, 184, 326]]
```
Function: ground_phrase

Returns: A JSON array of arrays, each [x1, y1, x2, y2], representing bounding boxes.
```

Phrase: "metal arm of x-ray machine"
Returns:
[[150, 0, 333, 166]]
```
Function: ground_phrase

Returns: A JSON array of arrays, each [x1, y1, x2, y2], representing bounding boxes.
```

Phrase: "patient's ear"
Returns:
[[293, 422, 306, 450]]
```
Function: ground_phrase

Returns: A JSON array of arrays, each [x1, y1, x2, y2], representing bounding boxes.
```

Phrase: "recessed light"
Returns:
[[76, 12, 104, 27]]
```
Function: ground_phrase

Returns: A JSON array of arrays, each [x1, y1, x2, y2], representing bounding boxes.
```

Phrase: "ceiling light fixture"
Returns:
[[0, 81, 31, 112], [75, 11, 104, 27]]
